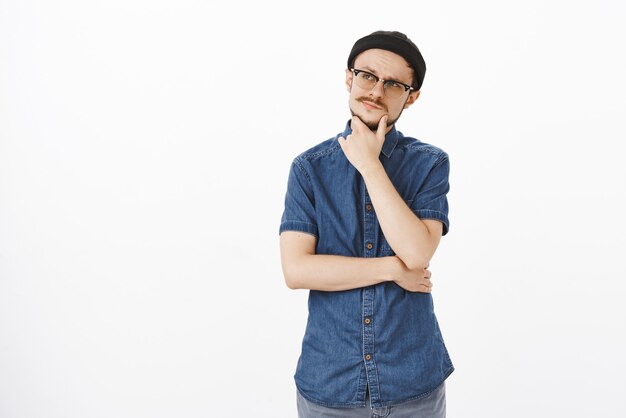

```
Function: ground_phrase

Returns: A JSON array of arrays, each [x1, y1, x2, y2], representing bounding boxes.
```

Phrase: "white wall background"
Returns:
[[1, 1, 625, 417]]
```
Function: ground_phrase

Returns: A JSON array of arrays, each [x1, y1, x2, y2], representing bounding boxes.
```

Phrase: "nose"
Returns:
[[369, 79, 385, 98]]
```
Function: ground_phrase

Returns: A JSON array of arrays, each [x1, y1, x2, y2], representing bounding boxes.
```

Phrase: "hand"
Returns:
[[392, 256, 433, 293], [338, 115, 388, 173]]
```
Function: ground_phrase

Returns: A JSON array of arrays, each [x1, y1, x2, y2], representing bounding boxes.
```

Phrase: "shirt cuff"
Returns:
[[413, 209, 450, 236], [279, 220, 319, 237]]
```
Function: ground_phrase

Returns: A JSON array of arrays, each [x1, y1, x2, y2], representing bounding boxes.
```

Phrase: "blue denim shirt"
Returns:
[[279, 121, 454, 408]]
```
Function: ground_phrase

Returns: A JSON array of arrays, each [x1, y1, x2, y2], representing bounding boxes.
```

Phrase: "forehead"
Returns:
[[353, 48, 413, 81]]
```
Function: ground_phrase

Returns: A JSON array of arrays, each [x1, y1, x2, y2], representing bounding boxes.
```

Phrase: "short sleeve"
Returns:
[[279, 158, 318, 237], [410, 154, 451, 235]]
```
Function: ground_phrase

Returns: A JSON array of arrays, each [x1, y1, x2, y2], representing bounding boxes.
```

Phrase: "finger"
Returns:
[[376, 115, 389, 139]]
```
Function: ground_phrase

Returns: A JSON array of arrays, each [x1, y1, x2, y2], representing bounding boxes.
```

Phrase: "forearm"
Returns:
[[361, 162, 438, 270], [282, 253, 399, 291]]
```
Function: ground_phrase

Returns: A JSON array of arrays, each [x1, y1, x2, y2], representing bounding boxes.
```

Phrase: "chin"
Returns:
[[349, 110, 377, 130], [363, 119, 381, 131], [351, 111, 395, 131]]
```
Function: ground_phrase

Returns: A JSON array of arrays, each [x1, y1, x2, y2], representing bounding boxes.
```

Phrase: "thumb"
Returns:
[[377, 115, 389, 140]]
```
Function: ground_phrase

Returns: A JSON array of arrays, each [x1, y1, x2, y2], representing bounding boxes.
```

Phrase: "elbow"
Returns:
[[402, 254, 432, 272], [284, 275, 301, 290], [282, 264, 303, 290], [405, 260, 430, 272]]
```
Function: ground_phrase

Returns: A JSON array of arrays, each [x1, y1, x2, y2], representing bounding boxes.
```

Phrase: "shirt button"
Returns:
[[364, 318, 371, 325], [365, 354, 372, 361], [366, 243, 373, 250], [366, 204, 372, 212]]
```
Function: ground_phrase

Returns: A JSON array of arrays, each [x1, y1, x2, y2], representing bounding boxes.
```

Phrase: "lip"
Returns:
[[360, 100, 383, 110]]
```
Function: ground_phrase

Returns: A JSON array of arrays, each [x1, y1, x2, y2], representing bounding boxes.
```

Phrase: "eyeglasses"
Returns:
[[350, 68, 414, 99]]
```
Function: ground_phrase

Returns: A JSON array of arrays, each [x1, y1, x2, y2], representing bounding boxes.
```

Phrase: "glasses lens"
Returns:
[[353, 70, 408, 99], [383, 81, 406, 99], [354, 70, 377, 90]]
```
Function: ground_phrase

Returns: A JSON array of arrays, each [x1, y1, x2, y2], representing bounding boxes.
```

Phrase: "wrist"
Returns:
[[358, 160, 384, 178], [384, 256, 402, 282]]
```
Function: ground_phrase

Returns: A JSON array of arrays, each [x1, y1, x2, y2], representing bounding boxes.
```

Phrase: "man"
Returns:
[[279, 30, 453, 417]]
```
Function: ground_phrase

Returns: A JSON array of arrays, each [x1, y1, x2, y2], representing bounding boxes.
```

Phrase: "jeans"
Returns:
[[296, 382, 446, 418]]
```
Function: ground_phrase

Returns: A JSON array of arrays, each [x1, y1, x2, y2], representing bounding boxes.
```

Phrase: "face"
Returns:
[[346, 48, 420, 131]]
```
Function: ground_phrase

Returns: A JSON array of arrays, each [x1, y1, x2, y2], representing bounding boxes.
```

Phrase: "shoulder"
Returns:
[[286, 135, 344, 181], [295, 136, 341, 161], [397, 133, 449, 165]]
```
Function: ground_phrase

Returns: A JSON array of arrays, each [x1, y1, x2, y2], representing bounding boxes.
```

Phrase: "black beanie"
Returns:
[[347, 30, 426, 90]]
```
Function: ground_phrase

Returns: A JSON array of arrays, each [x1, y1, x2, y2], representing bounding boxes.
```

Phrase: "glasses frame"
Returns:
[[350, 68, 415, 97]]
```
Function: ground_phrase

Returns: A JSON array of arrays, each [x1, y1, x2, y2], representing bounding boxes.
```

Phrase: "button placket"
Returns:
[[362, 285, 380, 404], [363, 187, 374, 256], [361, 184, 381, 403]]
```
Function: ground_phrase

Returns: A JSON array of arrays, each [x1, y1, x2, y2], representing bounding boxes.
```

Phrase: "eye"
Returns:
[[360, 72, 375, 81], [385, 81, 404, 90]]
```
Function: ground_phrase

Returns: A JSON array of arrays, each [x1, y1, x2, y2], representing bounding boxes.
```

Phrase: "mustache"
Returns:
[[356, 97, 387, 111]]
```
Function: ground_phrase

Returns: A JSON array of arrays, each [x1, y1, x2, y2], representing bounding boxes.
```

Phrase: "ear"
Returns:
[[403, 90, 421, 109], [345, 68, 353, 92]]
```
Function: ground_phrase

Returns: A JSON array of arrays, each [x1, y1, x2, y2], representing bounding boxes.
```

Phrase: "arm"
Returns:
[[280, 230, 433, 292], [361, 165, 443, 270], [338, 116, 443, 271]]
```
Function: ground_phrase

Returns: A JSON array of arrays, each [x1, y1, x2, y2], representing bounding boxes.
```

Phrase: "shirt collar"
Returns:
[[342, 120, 400, 159]]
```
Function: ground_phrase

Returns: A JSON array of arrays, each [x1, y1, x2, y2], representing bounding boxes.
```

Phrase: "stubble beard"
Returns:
[[350, 96, 405, 131]]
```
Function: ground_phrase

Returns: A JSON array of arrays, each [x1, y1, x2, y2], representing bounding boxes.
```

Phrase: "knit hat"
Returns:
[[347, 30, 426, 90]]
